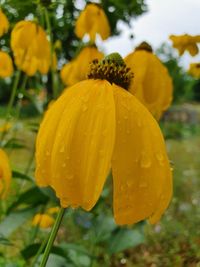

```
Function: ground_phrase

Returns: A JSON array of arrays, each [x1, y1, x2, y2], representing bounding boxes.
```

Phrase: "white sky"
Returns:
[[101, 0, 200, 68]]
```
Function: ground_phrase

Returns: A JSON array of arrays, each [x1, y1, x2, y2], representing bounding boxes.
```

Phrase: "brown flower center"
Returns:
[[88, 53, 133, 90]]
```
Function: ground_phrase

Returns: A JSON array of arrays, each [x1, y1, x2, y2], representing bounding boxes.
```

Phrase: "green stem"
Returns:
[[44, 8, 58, 99], [38, 207, 65, 267], [0, 70, 21, 145], [7, 70, 21, 117], [31, 232, 49, 267]]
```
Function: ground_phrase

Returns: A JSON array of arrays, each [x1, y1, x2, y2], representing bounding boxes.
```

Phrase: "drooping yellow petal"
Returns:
[[125, 50, 173, 120], [188, 63, 200, 78], [35, 79, 115, 211], [75, 3, 110, 41], [32, 213, 55, 229], [0, 149, 12, 198], [60, 46, 104, 86], [111, 84, 172, 225], [0, 51, 14, 78], [11, 20, 51, 76], [0, 9, 9, 37]]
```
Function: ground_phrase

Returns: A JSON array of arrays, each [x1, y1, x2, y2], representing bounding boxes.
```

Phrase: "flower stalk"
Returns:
[[38, 207, 65, 267], [44, 7, 58, 99]]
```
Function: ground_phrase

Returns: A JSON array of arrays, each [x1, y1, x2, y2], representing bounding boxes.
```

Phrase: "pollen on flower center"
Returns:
[[87, 52, 133, 90]]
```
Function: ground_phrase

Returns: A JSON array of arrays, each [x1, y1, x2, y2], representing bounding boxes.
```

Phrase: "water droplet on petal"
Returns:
[[67, 174, 74, 180], [82, 105, 88, 112], [139, 182, 148, 188], [126, 180, 132, 187], [46, 150, 50, 156], [140, 153, 151, 168], [59, 146, 65, 153], [137, 118, 142, 127], [120, 184, 126, 192], [156, 152, 164, 166]]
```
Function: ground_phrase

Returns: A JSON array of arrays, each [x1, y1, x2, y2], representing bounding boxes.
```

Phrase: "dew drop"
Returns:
[[62, 163, 66, 168], [139, 182, 148, 188], [156, 152, 164, 166], [126, 180, 132, 187], [120, 184, 126, 192], [59, 146, 65, 153], [82, 105, 88, 112], [67, 174, 74, 180], [140, 153, 151, 168], [46, 150, 50, 156]]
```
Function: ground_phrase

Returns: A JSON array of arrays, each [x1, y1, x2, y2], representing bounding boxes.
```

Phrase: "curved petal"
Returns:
[[36, 79, 115, 211], [111, 84, 172, 225], [0, 149, 11, 198], [35, 82, 85, 186]]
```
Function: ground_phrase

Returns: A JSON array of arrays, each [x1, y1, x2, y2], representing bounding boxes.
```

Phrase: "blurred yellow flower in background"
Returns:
[[125, 42, 173, 120], [0, 9, 9, 37], [169, 34, 200, 56], [32, 206, 59, 229], [188, 63, 200, 78], [75, 3, 110, 41], [0, 122, 12, 133], [11, 21, 51, 76], [60, 45, 104, 86], [0, 149, 11, 198], [36, 54, 172, 225], [0, 51, 14, 78], [32, 214, 55, 229]]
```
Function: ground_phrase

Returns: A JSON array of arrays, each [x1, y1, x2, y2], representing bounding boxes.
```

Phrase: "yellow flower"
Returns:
[[188, 63, 200, 78], [169, 34, 200, 56], [47, 206, 60, 214], [0, 51, 14, 78], [0, 149, 11, 198], [75, 3, 110, 41], [0, 9, 9, 37], [32, 213, 55, 229], [60, 46, 104, 86], [125, 42, 173, 120], [0, 122, 12, 133], [35, 54, 172, 225], [11, 21, 51, 76]]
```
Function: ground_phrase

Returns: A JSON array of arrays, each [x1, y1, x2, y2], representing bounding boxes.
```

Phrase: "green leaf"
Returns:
[[12, 170, 33, 182], [7, 187, 49, 213], [108, 228, 145, 254], [60, 243, 91, 267], [21, 244, 67, 261], [0, 208, 36, 238], [0, 234, 13, 246], [60, 243, 92, 257], [21, 243, 41, 260], [40, 187, 59, 204], [35, 254, 72, 267], [4, 138, 26, 149], [92, 214, 117, 243]]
